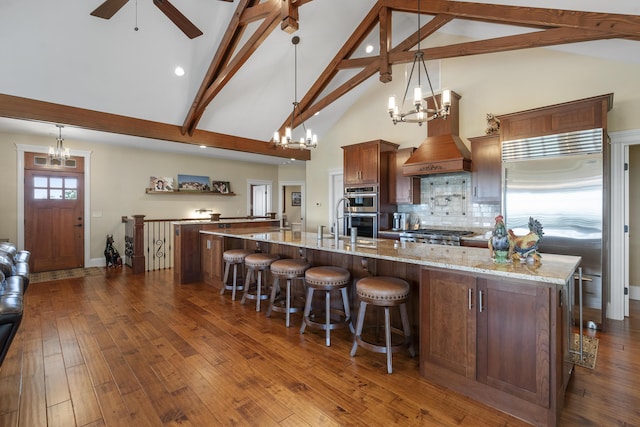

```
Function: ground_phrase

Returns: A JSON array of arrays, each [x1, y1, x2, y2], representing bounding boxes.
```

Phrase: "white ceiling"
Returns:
[[1, 0, 639, 164]]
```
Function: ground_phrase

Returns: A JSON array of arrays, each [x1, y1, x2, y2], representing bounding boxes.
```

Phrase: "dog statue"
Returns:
[[104, 235, 123, 268]]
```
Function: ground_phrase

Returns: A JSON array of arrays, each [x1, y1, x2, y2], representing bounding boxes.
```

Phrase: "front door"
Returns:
[[24, 152, 84, 272]]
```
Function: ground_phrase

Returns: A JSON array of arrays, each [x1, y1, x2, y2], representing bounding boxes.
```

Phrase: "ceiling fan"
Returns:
[[90, 0, 233, 39]]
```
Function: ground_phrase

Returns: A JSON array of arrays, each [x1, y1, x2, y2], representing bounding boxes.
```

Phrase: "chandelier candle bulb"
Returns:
[[388, 96, 396, 112], [442, 89, 451, 106], [413, 87, 422, 106]]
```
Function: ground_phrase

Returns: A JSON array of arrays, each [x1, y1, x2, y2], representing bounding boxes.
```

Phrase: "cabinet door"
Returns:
[[470, 135, 501, 203], [390, 148, 420, 204], [343, 145, 362, 185], [421, 269, 477, 379], [200, 234, 224, 287], [476, 278, 551, 407], [358, 143, 380, 184]]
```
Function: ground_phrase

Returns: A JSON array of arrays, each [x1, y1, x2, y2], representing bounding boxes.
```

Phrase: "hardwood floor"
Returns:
[[0, 269, 638, 426]]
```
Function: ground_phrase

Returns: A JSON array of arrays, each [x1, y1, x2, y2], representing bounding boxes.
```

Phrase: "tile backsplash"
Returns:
[[398, 173, 501, 231]]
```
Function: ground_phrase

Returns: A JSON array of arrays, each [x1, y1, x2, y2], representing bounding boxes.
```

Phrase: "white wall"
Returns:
[[0, 132, 282, 260]]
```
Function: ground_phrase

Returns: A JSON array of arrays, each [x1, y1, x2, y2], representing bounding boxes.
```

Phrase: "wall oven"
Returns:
[[345, 213, 378, 239], [344, 185, 378, 213]]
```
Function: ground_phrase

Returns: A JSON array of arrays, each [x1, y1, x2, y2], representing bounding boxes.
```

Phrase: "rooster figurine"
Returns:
[[488, 215, 511, 262], [508, 217, 544, 263]]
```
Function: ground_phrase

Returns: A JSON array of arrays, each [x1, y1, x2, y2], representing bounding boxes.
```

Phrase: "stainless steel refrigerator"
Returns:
[[502, 128, 606, 330]]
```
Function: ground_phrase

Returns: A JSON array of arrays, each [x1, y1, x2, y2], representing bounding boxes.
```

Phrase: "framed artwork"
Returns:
[[212, 181, 231, 194], [177, 174, 210, 192], [291, 191, 301, 206], [150, 176, 174, 192]]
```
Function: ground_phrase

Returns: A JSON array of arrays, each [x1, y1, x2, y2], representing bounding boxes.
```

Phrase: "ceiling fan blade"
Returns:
[[153, 0, 203, 39], [90, 0, 130, 19]]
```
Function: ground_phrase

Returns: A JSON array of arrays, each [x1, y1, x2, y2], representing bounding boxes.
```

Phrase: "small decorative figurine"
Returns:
[[485, 113, 500, 135], [508, 217, 544, 263], [104, 235, 123, 268], [488, 215, 511, 263]]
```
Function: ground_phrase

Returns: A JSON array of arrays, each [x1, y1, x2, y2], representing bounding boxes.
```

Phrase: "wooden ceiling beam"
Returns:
[[383, 0, 640, 38], [388, 27, 622, 63], [182, 0, 281, 136], [0, 94, 310, 161], [273, 2, 383, 138]]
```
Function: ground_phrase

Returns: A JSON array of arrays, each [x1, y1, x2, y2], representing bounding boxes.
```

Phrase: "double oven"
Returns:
[[343, 185, 378, 238]]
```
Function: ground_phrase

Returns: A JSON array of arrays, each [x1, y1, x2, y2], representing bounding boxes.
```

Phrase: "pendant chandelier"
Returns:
[[387, 0, 451, 125], [49, 125, 70, 162], [273, 36, 318, 149]]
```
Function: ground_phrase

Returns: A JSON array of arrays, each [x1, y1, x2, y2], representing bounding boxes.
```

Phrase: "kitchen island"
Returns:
[[201, 227, 580, 427]]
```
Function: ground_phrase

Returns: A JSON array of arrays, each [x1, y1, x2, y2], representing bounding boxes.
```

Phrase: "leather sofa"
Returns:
[[0, 242, 30, 366]]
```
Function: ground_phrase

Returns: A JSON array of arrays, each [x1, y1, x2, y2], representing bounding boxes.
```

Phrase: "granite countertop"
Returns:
[[201, 228, 580, 286]]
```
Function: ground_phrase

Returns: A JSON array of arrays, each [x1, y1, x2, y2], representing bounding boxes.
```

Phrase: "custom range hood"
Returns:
[[403, 91, 472, 176]]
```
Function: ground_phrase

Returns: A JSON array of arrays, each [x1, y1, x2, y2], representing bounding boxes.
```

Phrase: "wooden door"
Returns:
[[420, 269, 477, 379], [342, 145, 362, 185], [24, 153, 84, 272], [476, 278, 551, 407], [358, 143, 380, 184]]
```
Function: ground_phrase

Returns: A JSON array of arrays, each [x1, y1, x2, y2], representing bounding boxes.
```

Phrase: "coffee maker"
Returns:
[[392, 212, 410, 231]]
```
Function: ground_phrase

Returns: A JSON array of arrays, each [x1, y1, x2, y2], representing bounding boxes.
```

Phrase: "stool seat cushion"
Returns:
[[244, 253, 280, 268], [356, 277, 410, 303], [271, 259, 310, 278], [223, 249, 254, 263], [305, 266, 350, 289]]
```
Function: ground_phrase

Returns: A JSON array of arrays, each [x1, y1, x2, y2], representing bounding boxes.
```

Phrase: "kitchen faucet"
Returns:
[[334, 197, 352, 246]]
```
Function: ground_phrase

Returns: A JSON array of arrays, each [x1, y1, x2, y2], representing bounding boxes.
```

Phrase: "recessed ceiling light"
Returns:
[[174, 66, 185, 77], [365, 44, 374, 54], [200, 145, 206, 148]]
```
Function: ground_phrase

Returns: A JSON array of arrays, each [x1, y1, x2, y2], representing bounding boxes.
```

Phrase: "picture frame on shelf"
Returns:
[[150, 176, 174, 192], [177, 174, 210, 192], [291, 191, 301, 206], [212, 181, 231, 194]]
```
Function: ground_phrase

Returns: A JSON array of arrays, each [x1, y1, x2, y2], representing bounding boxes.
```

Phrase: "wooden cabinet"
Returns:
[[389, 147, 421, 205], [469, 134, 501, 203], [420, 267, 567, 426], [201, 233, 225, 286], [421, 269, 477, 378], [476, 278, 551, 406], [173, 220, 278, 284], [342, 140, 398, 186]]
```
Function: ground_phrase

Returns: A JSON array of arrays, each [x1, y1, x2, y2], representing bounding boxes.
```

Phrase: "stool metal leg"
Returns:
[[350, 301, 367, 357], [325, 289, 331, 346], [384, 307, 392, 374], [400, 303, 416, 357], [221, 262, 231, 295], [241, 268, 254, 305], [285, 279, 292, 327], [340, 287, 355, 333], [266, 277, 280, 318], [300, 287, 314, 334], [231, 264, 239, 301], [256, 270, 263, 312]]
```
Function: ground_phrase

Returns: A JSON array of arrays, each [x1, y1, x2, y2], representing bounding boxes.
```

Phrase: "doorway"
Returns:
[[24, 152, 85, 272], [611, 129, 640, 321], [247, 180, 272, 217], [280, 181, 305, 229]]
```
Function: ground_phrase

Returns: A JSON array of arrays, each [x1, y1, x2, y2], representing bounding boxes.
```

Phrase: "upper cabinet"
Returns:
[[469, 134, 501, 204], [389, 147, 421, 205], [342, 140, 398, 186]]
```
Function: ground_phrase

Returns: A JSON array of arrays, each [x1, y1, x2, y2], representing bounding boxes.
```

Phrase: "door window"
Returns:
[[33, 175, 78, 200]]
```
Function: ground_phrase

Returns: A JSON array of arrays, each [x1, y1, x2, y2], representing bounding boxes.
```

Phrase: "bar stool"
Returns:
[[266, 259, 310, 327], [300, 266, 354, 346], [241, 253, 279, 312], [350, 276, 415, 374], [220, 249, 253, 300]]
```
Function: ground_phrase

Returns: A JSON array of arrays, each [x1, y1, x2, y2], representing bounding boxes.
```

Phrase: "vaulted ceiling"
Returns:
[[1, 0, 639, 164]]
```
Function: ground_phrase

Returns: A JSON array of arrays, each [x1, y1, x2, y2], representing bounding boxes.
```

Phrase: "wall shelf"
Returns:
[[145, 189, 236, 196]]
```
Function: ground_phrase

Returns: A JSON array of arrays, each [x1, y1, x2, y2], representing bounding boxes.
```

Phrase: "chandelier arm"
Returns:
[[420, 56, 440, 113], [401, 56, 419, 108]]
